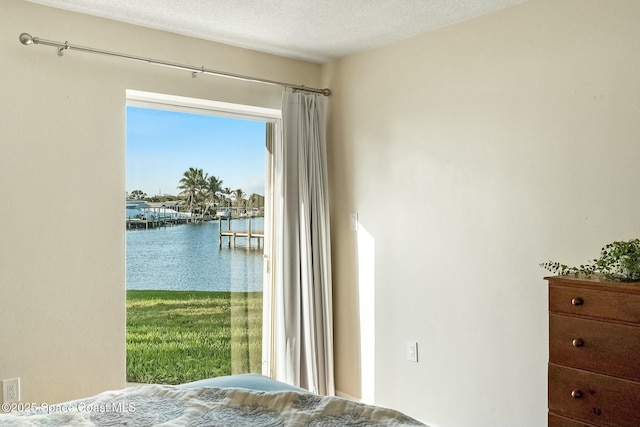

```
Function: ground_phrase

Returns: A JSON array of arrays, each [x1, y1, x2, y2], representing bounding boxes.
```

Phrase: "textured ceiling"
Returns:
[[25, 0, 527, 63]]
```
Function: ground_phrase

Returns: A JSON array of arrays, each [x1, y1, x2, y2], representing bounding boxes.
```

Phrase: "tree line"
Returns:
[[128, 167, 264, 214]]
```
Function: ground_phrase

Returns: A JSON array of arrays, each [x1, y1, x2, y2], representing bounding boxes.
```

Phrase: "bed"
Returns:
[[0, 374, 426, 426]]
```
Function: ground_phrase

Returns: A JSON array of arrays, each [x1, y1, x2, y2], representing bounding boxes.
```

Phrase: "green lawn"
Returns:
[[126, 290, 263, 384]]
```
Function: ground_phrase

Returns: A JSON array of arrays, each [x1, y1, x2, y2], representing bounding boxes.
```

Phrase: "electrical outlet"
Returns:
[[2, 378, 20, 403], [407, 341, 418, 362]]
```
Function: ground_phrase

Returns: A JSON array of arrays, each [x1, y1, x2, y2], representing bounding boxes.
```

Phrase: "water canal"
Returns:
[[126, 218, 264, 292]]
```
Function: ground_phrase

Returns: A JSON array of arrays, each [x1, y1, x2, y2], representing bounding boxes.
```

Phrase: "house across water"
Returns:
[[126, 200, 192, 228]]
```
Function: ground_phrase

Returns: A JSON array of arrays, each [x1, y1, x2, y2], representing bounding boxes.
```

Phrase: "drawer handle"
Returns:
[[572, 338, 585, 347], [571, 389, 583, 399], [571, 297, 584, 306]]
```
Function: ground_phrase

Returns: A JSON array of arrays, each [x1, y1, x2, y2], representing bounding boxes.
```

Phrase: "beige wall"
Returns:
[[324, 0, 640, 425], [4, 0, 640, 424], [0, 0, 319, 405]]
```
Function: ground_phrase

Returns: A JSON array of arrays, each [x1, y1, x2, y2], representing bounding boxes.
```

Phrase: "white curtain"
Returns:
[[270, 89, 334, 396]]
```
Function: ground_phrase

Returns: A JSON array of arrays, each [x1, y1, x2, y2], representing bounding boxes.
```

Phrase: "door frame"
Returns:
[[125, 89, 280, 377]]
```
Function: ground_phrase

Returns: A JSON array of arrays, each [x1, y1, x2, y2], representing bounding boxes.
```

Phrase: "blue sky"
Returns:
[[126, 106, 266, 197]]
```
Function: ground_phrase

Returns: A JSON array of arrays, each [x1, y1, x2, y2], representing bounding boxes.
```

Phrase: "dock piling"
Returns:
[[218, 216, 264, 249]]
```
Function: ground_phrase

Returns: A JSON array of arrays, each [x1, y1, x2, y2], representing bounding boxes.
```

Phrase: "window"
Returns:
[[125, 90, 280, 383]]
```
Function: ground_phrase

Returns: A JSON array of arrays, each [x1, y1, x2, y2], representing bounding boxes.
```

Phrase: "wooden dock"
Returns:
[[126, 217, 190, 229], [218, 217, 264, 249]]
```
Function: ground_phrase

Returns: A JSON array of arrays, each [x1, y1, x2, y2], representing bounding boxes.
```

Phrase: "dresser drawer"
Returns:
[[549, 314, 640, 381], [548, 364, 640, 427], [549, 284, 640, 324]]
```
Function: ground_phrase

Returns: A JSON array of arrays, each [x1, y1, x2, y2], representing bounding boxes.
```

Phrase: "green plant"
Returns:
[[541, 239, 640, 282]]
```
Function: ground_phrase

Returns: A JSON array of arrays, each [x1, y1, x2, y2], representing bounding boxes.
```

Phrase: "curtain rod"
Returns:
[[18, 33, 331, 96]]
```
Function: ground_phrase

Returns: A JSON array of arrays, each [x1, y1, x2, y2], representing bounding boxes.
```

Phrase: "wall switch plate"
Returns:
[[2, 378, 20, 403], [349, 213, 359, 231], [407, 341, 418, 362]]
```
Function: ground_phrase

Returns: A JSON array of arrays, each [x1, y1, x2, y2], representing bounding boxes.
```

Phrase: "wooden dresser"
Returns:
[[547, 275, 640, 427]]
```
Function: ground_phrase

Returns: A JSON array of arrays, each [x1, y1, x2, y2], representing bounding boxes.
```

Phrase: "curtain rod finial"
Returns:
[[19, 33, 34, 45]]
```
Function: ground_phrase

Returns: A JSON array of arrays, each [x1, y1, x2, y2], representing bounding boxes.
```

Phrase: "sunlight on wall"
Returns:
[[356, 222, 375, 404]]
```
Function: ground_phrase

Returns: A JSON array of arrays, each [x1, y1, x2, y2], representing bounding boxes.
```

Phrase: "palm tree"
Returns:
[[231, 189, 246, 208], [177, 167, 206, 213], [203, 175, 223, 215], [222, 187, 233, 207]]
